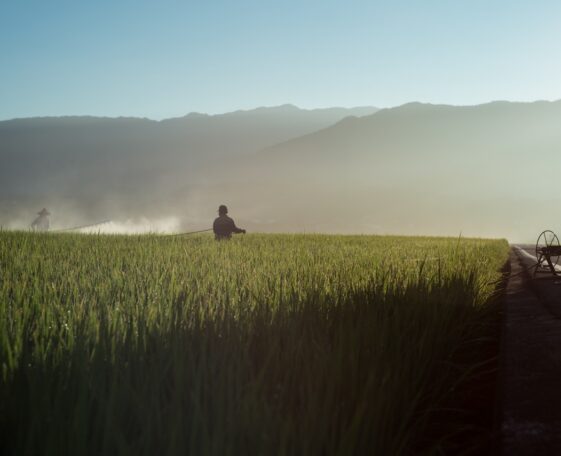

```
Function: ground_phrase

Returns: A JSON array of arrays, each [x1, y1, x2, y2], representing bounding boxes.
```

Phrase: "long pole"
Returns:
[[52, 220, 112, 233], [169, 228, 213, 237], [53, 221, 213, 236]]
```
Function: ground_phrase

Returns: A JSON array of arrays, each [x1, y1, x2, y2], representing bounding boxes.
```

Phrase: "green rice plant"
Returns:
[[0, 232, 509, 455]]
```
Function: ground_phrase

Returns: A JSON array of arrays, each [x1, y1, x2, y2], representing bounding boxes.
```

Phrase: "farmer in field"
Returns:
[[31, 208, 50, 231], [213, 205, 246, 240]]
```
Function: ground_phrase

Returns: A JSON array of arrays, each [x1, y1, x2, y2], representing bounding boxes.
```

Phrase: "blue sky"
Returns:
[[2, 0, 561, 120]]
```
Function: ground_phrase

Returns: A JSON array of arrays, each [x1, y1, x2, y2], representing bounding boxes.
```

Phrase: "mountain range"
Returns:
[[0, 105, 377, 226], [201, 100, 561, 240], [2, 101, 561, 241]]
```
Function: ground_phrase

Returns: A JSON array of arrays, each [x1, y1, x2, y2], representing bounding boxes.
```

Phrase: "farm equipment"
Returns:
[[535, 230, 561, 276]]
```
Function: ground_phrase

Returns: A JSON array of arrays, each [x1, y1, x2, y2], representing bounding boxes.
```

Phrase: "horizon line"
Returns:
[[2, 97, 561, 123]]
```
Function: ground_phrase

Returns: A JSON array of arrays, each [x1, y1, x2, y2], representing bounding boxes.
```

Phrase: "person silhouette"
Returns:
[[31, 208, 51, 231], [213, 205, 246, 240]]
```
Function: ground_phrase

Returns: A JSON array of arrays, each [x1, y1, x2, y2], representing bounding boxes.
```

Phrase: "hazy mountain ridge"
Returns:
[[185, 100, 561, 240], [3, 100, 561, 240], [0, 105, 378, 227]]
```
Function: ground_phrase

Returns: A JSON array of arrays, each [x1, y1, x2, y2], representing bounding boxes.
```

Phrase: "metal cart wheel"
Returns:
[[535, 230, 561, 269]]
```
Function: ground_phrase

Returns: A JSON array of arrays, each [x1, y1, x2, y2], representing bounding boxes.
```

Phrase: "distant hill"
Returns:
[[0, 105, 378, 227], [4, 100, 561, 240], [186, 100, 561, 240]]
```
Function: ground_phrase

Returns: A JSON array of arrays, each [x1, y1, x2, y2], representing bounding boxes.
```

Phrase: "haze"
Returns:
[[2, 1, 561, 241]]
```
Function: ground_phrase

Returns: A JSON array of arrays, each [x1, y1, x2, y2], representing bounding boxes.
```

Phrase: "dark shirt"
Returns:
[[213, 215, 244, 240]]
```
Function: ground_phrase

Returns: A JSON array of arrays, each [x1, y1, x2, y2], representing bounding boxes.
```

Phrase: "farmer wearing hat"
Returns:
[[213, 205, 246, 240], [31, 208, 51, 231]]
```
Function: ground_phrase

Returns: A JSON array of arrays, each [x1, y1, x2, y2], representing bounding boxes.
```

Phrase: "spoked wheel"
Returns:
[[535, 230, 561, 269]]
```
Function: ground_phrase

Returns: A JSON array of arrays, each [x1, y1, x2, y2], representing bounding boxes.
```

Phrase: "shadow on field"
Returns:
[[0, 271, 504, 455], [414, 258, 509, 454]]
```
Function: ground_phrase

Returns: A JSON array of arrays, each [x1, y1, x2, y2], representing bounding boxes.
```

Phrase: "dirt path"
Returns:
[[500, 247, 561, 454]]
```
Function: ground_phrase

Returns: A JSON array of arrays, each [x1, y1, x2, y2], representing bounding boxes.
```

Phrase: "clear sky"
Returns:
[[2, 0, 561, 120]]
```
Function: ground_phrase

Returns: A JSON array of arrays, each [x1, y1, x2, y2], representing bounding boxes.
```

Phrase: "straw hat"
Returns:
[[37, 208, 51, 216]]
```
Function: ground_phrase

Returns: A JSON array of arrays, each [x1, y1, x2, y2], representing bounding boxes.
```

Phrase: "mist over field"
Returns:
[[0, 105, 377, 232], [2, 100, 560, 241]]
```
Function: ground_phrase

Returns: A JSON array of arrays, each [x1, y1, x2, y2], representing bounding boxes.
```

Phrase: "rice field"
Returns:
[[0, 232, 509, 455]]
